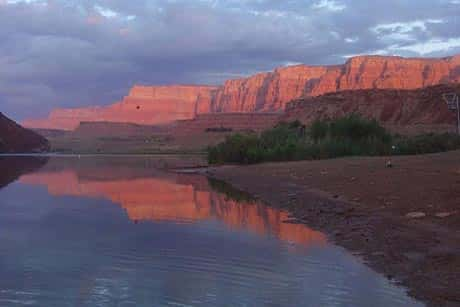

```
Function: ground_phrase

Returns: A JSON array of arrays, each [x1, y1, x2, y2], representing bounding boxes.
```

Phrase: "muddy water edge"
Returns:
[[205, 155, 460, 307]]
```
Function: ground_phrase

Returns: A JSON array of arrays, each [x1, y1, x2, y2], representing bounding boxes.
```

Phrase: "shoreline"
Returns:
[[0, 151, 207, 157], [205, 151, 460, 307]]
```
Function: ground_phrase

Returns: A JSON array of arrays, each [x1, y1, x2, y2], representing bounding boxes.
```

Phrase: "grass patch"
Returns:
[[207, 115, 460, 164]]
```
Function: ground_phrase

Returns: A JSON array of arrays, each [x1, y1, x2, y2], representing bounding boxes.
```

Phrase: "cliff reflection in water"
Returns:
[[20, 159, 325, 246]]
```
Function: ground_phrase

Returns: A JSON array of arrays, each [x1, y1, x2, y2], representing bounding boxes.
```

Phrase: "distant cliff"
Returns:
[[282, 83, 460, 134], [23, 85, 218, 130], [23, 54, 460, 130], [0, 112, 50, 153]]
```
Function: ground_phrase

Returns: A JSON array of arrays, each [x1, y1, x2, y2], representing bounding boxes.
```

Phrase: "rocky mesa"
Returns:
[[23, 85, 218, 130], [23, 54, 460, 131]]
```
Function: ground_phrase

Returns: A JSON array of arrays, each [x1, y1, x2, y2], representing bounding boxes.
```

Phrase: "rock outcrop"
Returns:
[[23, 54, 460, 131], [0, 112, 50, 153], [211, 54, 460, 112], [282, 84, 460, 134], [24, 85, 218, 130]]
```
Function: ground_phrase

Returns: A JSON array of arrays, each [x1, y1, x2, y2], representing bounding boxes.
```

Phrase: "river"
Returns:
[[0, 156, 422, 306]]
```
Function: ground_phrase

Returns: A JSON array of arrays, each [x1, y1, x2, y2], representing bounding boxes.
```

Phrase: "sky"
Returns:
[[1, 0, 459, 120]]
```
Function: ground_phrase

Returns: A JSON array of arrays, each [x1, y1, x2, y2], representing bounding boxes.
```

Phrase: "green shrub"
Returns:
[[207, 133, 261, 164], [325, 114, 390, 141], [393, 133, 460, 155], [310, 119, 328, 142], [207, 115, 460, 164]]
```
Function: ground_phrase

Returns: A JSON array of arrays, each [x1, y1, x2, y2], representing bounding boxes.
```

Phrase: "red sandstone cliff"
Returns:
[[211, 54, 460, 112], [282, 84, 460, 134], [24, 85, 218, 130], [23, 54, 460, 130]]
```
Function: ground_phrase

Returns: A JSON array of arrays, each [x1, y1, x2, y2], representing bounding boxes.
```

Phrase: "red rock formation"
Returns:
[[282, 84, 460, 134], [211, 54, 460, 112], [0, 112, 50, 153], [212, 66, 333, 112], [23, 85, 218, 130], [23, 54, 460, 130]]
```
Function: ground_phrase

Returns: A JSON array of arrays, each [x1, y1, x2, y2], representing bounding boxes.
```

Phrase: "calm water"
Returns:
[[0, 156, 422, 307]]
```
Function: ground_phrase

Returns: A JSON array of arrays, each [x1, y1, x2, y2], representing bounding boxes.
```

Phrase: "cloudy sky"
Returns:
[[1, 0, 459, 120]]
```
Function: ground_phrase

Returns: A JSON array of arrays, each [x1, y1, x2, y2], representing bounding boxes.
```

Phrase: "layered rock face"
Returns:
[[282, 84, 460, 134], [23, 54, 460, 130], [24, 85, 218, 130], [0, 112, 50, 153], [211, 54, 460, 112]]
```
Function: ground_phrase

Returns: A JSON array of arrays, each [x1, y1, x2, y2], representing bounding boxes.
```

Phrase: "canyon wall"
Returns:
[[282, 84, 460, 134], [23, 54, 460, 131], [211, 54, 460, 112], [24, 85, 218, 130]]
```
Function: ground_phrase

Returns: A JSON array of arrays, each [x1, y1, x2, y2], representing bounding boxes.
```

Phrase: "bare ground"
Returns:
[[206, 151, 460, 307]]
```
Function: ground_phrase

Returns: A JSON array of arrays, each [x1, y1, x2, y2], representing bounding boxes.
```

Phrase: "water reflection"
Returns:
[[0, 156, 48, 189], [0, 156, 422, 307], [19, 163, 326, 246]]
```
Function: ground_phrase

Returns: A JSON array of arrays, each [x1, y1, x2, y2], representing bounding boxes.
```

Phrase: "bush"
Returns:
[[310, 119, 328, 142], [393, 133, 460, 155], [323, 114, 391, 142], [207, 133, 261, 164], [207, 115, 460, 164]]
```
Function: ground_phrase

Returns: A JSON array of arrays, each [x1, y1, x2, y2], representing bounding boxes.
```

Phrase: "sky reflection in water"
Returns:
[[0, 156, 422, 307]]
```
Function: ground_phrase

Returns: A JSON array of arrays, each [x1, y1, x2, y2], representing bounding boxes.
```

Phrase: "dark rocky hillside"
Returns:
[[0, 112, 50, 153]]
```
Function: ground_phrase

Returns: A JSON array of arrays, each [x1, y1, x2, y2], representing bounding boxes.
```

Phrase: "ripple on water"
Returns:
[[0, 156, 424, 307]]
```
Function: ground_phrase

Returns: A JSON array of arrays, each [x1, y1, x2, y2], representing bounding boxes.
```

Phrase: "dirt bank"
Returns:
[[207, 151, 460, 307]]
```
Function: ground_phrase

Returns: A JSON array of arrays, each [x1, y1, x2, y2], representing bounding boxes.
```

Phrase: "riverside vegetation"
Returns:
[[207, 115, 460, 164]]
